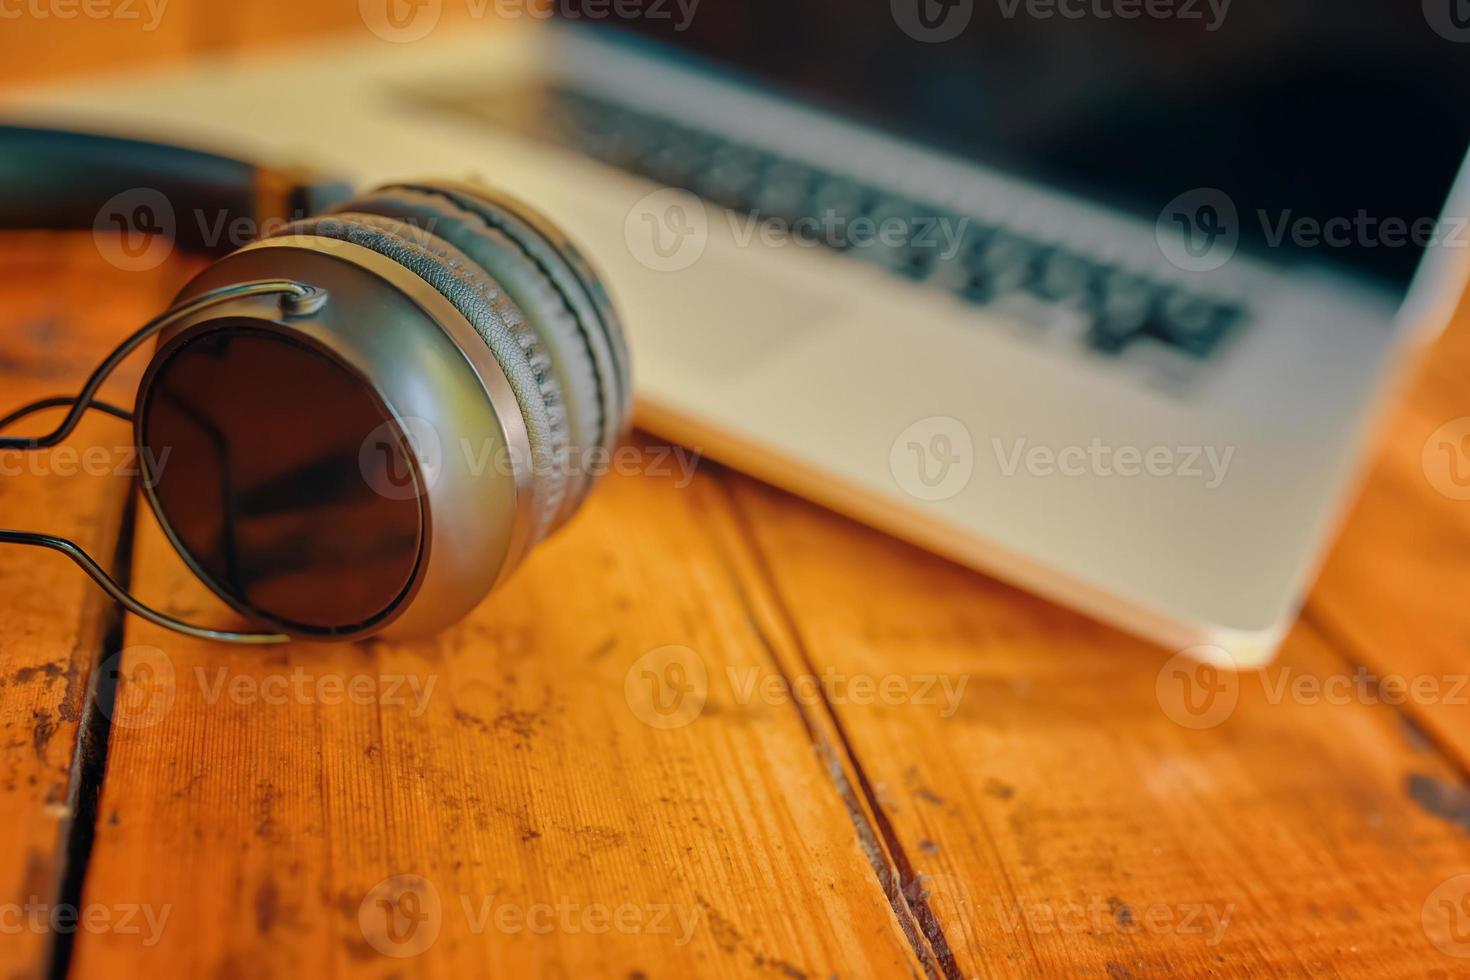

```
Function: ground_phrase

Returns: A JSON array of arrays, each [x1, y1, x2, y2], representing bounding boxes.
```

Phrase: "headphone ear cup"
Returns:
[[377, 183, 629, 459], [269, 211, 571, 545], [337, 187, 607, 528]]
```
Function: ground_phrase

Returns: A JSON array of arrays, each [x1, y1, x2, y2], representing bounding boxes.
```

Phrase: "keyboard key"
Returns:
[[1155, 292, 1240, 358], [1087, 271, 1157, 353], [1031, 249, 1098, 305], [962, 232, 1038, 302], [427, 81, 1248, 367], [696, 145, 767, 209], [808, 178, 871, 248]]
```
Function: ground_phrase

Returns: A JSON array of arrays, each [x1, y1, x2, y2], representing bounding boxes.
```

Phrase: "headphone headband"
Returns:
[[0, 123, 351, 255]]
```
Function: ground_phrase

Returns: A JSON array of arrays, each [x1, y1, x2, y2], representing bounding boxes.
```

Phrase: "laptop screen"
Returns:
[[589, 1, 1470, 288]]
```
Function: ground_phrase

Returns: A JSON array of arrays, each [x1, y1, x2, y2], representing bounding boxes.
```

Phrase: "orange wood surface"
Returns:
[[0, 237, 185, 980], [3, 7, 1470, 978]]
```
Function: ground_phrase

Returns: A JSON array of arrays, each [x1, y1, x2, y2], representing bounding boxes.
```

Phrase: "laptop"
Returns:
[[7, 2, 1469, 665]]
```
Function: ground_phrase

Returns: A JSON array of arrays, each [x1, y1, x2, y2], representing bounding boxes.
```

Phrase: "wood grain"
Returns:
[[68, 452, 929, 978], [0, 235, 177, 980], [720, 469, 1470, 977], [0, 0, 483, 90], [7, 11, 1470, 975], [1308, 302, 1470, 771]]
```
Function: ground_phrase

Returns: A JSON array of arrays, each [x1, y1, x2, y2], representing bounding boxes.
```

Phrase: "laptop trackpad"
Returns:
[[614, 252, 837, 379]]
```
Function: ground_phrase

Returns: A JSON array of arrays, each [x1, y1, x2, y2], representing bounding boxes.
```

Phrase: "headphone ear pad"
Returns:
[[336, 187, 606, 528], [269, 211, 570, 544]]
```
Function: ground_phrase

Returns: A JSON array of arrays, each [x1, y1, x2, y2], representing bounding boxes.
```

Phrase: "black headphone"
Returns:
[[0, 125, 632, 644]]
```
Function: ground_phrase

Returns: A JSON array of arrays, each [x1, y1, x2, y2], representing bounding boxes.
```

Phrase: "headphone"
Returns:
[[0, 125, 632, 644]]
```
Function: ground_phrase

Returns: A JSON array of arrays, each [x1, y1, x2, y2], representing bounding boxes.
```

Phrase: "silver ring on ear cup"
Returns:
[[384, 181, 632, 457], [127, 181, 631, 643], [337, 187, 605, 530], [143, 237, 537, 640], [271, 211, 573, 546]]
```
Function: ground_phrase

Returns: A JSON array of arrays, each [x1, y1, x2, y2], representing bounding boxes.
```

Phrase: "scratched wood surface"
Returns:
[[6, 7, 1470, 978], [13, 231, 1466, 978], [0, 236, 180, 979], [67, 438, 925, 979]]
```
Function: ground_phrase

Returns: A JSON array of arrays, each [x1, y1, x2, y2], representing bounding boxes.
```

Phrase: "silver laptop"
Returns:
[[9, 4, 1469, 665]]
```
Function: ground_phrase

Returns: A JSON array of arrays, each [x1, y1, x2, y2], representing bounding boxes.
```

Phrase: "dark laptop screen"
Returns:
[[584, 0, 1470, 287]]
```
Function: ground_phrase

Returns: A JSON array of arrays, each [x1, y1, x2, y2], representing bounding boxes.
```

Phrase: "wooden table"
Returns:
[[5, 18, 1470, 980]]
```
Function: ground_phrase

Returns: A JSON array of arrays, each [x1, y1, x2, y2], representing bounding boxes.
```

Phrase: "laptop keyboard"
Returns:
[[410, 83, 1245, 362]]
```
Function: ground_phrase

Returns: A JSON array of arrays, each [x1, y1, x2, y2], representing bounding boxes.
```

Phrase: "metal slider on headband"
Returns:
[[0, 281, 329, 646]]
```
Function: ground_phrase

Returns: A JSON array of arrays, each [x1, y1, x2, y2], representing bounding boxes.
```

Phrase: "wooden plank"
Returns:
[[0, 235, 172, 980], [0, 0, 488, 90], [69, 444, 928, 977], [716, 470, 1470, 977], [1309, 302, 1470, 769]]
